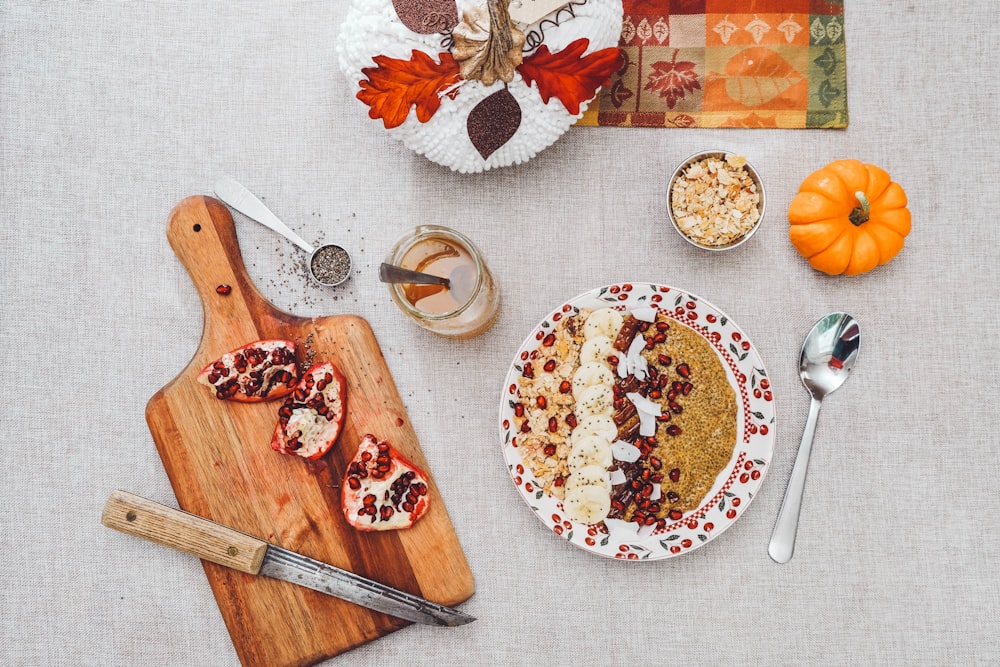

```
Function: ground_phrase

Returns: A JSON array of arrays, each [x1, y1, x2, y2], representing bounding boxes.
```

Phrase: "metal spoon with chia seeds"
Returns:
[[214, 178, 352, 287]]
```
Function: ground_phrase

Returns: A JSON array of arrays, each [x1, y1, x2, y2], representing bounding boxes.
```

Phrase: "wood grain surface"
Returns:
[[145, 196, 474, 667]]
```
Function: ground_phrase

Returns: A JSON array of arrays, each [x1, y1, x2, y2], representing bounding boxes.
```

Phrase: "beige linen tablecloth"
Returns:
[[1, 1, 998, 665]]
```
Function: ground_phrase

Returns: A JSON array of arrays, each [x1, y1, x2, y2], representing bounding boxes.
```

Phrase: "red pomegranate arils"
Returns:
[[197, 339, 299, 402], [270, 362, 346, 460], [341, 434, 431, 531]]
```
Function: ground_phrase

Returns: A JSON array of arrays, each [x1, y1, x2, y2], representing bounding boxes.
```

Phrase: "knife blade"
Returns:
[[101, 490, 475, 627]]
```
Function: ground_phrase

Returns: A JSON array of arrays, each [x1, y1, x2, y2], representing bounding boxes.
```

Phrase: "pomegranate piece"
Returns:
[[197, 339, 299, 402], [342, 434, 430, 531], [270, 362, 347, 460]]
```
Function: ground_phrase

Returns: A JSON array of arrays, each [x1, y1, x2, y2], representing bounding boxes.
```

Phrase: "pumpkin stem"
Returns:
[[850, 190, 871, 226]]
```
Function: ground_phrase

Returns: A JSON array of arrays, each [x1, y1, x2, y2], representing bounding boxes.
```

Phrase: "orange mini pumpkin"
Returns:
[[788, 159, 911, 276]]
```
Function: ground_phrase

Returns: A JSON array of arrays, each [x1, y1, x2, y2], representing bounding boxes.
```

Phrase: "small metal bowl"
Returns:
[[666, 150, 766, 252]]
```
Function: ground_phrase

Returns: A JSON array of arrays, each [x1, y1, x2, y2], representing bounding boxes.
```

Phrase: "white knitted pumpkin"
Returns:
[[337, 0, 623, 173]]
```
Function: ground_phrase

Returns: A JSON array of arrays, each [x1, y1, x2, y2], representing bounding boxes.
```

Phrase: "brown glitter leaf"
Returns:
[[391, 0, 458, 34], [467, 87, 521, 160]]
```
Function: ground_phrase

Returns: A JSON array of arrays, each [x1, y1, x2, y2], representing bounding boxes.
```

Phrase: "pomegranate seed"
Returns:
[[543, 443, 556, 457], [542, 333, 556, 347], [537, 396, 547, 409], [215, 284, 232, 295], [522, 362, 534, 379], [565, 413, 578, 428], [547, 417, 558, 433], [669, 468, 681, 482], [514, 403, 524, 417], [666, 425, 682, 436], [558, 380, 571, 393], [676, 363, 690, 378], [658, 354, 672, 366], [543, 359, 557, 372]]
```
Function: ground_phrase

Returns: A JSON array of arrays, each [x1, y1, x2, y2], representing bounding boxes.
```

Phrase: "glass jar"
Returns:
[[385, 225, 500, 338]]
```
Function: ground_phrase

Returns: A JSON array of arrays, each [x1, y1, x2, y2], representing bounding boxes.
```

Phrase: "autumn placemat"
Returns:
[[578, 0, 848, 128]]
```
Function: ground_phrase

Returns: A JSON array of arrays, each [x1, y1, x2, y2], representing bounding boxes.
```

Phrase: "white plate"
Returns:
[[499, 283, 776, 560]]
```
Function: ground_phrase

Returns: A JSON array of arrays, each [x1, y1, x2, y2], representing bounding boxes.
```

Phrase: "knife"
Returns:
[[101, 490, 475, 627]]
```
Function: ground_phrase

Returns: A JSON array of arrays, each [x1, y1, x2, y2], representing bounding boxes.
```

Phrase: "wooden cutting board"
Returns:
[[146, 196, 474, 667]]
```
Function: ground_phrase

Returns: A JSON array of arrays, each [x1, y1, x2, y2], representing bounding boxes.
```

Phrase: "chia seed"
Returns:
[[310, 244, 351, 285]]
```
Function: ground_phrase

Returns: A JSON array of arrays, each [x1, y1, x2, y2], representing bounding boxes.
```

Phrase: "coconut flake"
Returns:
[[631, 306, 657, 322], [636, 522, 657, 538], [604, 518, 639, 537], [611, 439, 641, 463], [625, 334, 649, 380], [609, 467, 627, 485], [649, 483, 662, 501], [638, 410, 656, 437], [626, 392, 662, 416]]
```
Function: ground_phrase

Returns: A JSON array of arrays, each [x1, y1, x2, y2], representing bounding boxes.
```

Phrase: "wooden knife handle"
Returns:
[[102, 490, 268, 575]]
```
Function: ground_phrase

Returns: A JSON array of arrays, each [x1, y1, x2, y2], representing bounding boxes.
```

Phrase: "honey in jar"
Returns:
[[386, 226, 500, 338]]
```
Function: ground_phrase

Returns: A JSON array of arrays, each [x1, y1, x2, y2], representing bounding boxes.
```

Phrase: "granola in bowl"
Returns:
[[668, 151, 765, 250]]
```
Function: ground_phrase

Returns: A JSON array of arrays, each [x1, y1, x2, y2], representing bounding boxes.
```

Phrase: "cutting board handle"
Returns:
[[166, 195, 285, 349]]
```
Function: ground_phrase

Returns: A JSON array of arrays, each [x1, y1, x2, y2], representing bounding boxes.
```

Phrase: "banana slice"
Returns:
[[567, 434, 613, 471], [572, 362, 615, 398], [583, 308, 624, 341], [562, 484, 612, 523], [575, 384, 614, 419], [564, 464, 612, 494], [572, 414, 618, 444], [579, 335, 614, 367]]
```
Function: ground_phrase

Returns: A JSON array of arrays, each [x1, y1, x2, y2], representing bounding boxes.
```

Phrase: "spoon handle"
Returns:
[[768, 396, 822, 563], [214, 178, 314, 254], [378, 262, 450, 287]]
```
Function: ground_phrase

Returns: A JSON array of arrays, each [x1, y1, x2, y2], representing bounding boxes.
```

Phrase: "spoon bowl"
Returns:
[[768, 312, 859, 563], [214, 177, 351, 287]]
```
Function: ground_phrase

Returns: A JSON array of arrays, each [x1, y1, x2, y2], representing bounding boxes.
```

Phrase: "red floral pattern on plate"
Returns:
[[499, 283, 776, 560]]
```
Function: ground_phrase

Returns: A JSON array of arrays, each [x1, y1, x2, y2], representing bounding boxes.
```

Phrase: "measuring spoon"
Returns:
[[768, 312, 860, 563], [214, 178, 352, 286]]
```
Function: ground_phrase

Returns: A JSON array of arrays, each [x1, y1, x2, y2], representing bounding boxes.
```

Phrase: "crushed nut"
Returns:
[[670, 153, 761, 247]]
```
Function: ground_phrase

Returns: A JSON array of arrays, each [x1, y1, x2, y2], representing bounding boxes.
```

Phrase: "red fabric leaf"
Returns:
[[357, 50, 462, 129], [644, 49, 700, 110], [518, 39, 621, 115]]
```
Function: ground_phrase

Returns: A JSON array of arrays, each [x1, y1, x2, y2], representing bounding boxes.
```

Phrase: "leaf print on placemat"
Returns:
[[644, 49, 700, 109], [720, 112, 779, 128], [705, 47, 806, 109]]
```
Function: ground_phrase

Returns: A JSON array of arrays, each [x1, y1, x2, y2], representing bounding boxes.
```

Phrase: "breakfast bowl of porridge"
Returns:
[[498, 283, 776, 560]]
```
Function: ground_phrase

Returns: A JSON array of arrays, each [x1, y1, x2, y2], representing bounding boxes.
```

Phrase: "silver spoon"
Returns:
[[214, 177, 352, 287], [377, 262, 477, 305], [768, 312, 860, 563], [378, 262, 450, 287]]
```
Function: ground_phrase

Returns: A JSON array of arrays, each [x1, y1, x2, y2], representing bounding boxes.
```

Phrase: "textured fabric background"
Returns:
[[1, 1, 998, 665]]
